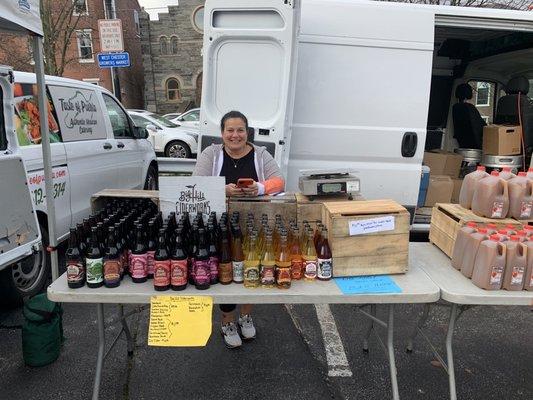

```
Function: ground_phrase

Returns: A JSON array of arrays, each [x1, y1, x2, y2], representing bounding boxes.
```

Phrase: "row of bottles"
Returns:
[[451, 222, 533, 291], [66, 204, 333, 291], [460, 166, 533, 220]]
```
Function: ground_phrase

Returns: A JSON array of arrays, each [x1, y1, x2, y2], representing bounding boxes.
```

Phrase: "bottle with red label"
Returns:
[[208, 227, 219, 285], [317, 228, 333, 281], [171, 229, 188, 291], [130, 224, 148, 283], [104, 227, 121, 288], [146, 221, 156, 279], [66, 228, 85, 289], [193, 228, 211, 290], [154, 228, 171, 291]]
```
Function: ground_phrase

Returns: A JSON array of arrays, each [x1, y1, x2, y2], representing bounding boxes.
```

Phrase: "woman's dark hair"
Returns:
[[455, 83, 473, 102], [220, 110, 248, 131]]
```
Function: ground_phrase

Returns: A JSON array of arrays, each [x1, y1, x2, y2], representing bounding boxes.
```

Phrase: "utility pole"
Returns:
[[103, 0, 121, 101]]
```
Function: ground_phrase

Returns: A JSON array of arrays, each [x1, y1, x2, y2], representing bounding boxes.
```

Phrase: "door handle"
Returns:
[[117, 142, 125, 149], [103, 143, 112, 150], [401, 132, 418, 158]]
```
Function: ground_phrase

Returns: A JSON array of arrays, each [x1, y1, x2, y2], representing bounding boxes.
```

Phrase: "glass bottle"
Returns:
[[317, 228, 333, 281], [130, 224, 148, 283], [66, 228, 85, 289], [289, 227, 304, 280], [103, 227, 121, 288], [232, 227, 245, 284], [170, 230, 188, 291], [276, 234, 292, 289], [146, 221, 157, 279], [193, 228, 210, 290], [76, 223, 86, 256], [154, 228, 171, 291], [260, 234, 276, 288], [218, 227, 233, 285], [113, 223, 124, 279], [86, 227, 104, 288], [244, 233, 260, 288], [208, 228, 219, 285], [303, 230, 318, 281]]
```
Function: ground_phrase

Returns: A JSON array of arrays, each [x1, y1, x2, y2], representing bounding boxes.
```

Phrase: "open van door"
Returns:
[[0, 66, 41, 273], [199, 0, 300, 171]]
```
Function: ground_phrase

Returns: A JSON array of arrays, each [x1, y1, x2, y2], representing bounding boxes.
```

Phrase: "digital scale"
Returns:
[[298, 168, 361, 198]]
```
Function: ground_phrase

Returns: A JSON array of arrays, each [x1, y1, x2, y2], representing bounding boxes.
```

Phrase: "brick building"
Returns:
[[0, 0, 144, 109], [140, 0, 204, 114]]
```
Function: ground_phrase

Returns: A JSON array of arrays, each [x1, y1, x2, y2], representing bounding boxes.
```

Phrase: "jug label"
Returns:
[[491, 202, 504, 218], [511, 266, 525, 286], [520, 201, 533, 218], [490, 266, 504, 285]]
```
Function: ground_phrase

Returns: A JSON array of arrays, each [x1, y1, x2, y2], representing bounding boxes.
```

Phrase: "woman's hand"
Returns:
[[225, 183, 243, 197], [240, 181, 259, 197]]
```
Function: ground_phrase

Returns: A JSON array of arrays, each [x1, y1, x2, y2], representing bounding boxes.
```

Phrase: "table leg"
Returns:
[[119, 305, 134, 356], [446, 304, 458, 400], [406, 303, 431, 352], [387, 305, 400, 400], [362, 304, 377, 352], [92, 303, 105, 400]]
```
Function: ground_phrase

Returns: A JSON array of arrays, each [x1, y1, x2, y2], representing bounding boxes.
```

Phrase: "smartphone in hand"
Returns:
[[237, 178, 254, 188]]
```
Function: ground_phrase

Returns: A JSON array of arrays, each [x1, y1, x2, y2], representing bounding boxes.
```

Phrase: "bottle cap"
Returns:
[[486, 223, 497, 229], [478, 228, 488, 234], [516, 230, 527, 236], [466, 222, 477, 228], [490, 234, 500, 241], [524, 225, 533, 231], [477, 166, 486, 171], [491, 171, 500, 176], [510, 235, 521, 242], [497, 229, 508, 235], [518, 171, 527, 177], [506, 224, 517, 230], [529, 167, 533, 172], [503, 166, 512, 172]]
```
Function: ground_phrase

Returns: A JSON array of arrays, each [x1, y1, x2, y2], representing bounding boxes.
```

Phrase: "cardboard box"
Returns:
[[451, 178, 463, 204], [482, 124, 521, 155], [423, 151, 463, 178], [424, 175, 453, 207]]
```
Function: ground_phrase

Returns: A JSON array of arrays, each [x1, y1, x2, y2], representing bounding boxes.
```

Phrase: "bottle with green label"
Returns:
[[86, 226, 104, 288]]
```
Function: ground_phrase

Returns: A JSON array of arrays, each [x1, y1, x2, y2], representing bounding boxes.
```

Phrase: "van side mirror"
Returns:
[[146, 124, 159, 132], [133, 126, 149, 139]]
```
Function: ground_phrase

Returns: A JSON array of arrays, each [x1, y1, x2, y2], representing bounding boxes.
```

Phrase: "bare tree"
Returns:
[[382, 0, 531, 10]]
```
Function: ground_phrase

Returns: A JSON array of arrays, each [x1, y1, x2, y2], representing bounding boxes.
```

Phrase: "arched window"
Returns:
[[159, 36, 168, 55], [166, 78, 180, 101], [171, 36, 179, 54]]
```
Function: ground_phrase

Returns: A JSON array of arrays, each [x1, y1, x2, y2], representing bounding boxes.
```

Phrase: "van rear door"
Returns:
[[199, 0, 300, 171], [0, 67, 41, 270]]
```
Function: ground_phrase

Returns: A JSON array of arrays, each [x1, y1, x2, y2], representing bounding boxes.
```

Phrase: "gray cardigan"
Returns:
[[192, 143, 283, 183]]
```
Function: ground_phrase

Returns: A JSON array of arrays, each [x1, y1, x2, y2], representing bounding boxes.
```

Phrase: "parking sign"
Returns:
[[98, 19, 124, 52]]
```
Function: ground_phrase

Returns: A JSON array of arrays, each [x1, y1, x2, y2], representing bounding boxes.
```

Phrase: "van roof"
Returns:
[[13, 71, 113, 95]]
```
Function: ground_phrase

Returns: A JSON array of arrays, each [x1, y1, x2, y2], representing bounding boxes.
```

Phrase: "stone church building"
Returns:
[[139, 0, 204, 114]]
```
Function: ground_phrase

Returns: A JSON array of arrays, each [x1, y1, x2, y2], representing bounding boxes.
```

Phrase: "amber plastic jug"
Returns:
[[460, 228, 489, 279], [471, 235, 506, 290], [499, 166, 516, 181], [508, 172, 533, 220], [451, 222, 477, 270], [471, 171, 509, 219], [502, 236, 527, 291], [527, 167, 533, 180], [459, 166, 489, 209], [524, 239, 533, 291]]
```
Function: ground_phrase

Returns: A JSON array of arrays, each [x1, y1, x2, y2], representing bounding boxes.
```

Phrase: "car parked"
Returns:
[[128, 110, 198, 158], [163, 108, 200, 129]]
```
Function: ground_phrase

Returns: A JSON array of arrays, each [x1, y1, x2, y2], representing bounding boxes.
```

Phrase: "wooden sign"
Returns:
[[158, 176, 226, 219]]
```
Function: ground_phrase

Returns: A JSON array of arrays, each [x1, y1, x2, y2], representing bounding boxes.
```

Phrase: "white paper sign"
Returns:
[[98, 19, 124, 52], [349, 216, 395, 236], [158, 176, 226, 220]]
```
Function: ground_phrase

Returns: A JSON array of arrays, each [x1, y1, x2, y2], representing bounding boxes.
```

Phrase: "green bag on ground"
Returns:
[[22, 293, 64, 367]]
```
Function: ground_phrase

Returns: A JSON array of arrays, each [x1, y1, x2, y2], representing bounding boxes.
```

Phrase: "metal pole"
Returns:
[[387, 305, 400, 400], [446, 304, 458, 400], [32, 35, 59, 282], [93, 304, 106, 400]]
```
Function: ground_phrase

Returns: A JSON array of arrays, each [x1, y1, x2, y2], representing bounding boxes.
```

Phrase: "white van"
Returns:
[[0, 70, 157, 303], [197, 0, 533, 220]]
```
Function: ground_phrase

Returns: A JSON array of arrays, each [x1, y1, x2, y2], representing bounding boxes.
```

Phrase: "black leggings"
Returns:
[[219, 304, 237, 313]]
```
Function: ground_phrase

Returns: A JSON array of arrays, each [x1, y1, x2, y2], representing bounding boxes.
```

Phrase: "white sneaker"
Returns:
[[238, 314, 256, 340], [221, 322, 242, 348]]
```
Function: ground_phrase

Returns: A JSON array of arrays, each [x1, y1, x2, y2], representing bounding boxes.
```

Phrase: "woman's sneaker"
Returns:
[[238, 314, 256, 340], [221, 322, 242, 348]]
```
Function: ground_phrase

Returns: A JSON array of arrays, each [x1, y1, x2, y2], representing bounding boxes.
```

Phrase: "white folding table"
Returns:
[[409, 242, 533, 400], [48, 246, 439, 400]]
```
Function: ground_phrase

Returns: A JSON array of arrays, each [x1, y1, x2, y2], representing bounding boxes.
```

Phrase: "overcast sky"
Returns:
[[138, 0, 180, 20]]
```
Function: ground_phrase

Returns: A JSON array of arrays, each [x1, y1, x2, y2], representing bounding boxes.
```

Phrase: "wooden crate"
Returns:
[[295, 193, 364, 225], [322, 199, 410, 277], [429, 203, 523, 258], [227, 193, 296, 226], [91, 189, 159, 213]]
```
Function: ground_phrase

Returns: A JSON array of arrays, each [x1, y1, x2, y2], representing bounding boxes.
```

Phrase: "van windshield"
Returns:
[[148, 113, 179, 128], [0, 85, 6, 151]]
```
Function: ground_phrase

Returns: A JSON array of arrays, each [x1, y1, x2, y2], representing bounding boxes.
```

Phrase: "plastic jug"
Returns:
[[459, 166, 489, 209], [460, 228, 489, 279], [451, 222, 477, 270], [499, 166, 516, 181], [524, 225, 533, 237], [502, 236, 527, 291], [471, 171, 509, 219], [497, 229, 509, 241], [524, 240, 533, 291], [527, 167, 533, 180], [471, 235, 506, 290], [516, 230, 528, 242], [508, 172, 533, 220]]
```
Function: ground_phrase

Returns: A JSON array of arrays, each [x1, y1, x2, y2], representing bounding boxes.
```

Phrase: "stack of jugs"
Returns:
[[499, 166, 516, 181], [451, 222, 477, 270], [460, 227, 489, 278], [471, 234, 506, 290], [507, 172, 533, 220], [471, 171, 509, 219], [501, 235, 527, 291], [459, 166, 489, 209]]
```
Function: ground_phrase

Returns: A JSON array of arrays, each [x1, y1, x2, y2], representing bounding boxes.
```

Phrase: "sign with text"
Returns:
[[348, 216, 395, 236], [159, 176, 226, 220], [97, 52, 130, 68], [47, 85, 107, 142], [98, 19, 124, 52], [148, 296, 213, 347]]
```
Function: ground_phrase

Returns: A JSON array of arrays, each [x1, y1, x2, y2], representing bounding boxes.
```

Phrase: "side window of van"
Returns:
[[103, 94, 133, 138], [468, 80, 496, 124], [13, 83, 62, 146], [0, 84, 6, 151]]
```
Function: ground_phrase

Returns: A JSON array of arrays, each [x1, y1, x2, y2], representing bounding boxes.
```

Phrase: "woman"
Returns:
[[193, 110, 285, 348]]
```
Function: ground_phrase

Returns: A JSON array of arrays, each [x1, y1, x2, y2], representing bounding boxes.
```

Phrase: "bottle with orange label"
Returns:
[[471, 234, 506, 290], [261, 233, 276, 288], [289, 227, 303, 280], [154, 228, 171, 291], [502, 235, 526, 291], [275, 234, 292, 289], [170, 229, 188, 291]]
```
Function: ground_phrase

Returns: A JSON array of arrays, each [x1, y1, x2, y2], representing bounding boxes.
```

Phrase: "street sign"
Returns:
[[98, 19, 124, 52], [97, 52, 130, 68]]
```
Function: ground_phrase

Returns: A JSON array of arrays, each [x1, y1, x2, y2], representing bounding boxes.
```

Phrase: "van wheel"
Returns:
[[144, 165, 158, 190], [165, 141, 191, 159], [0, 223, 50, 307]]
